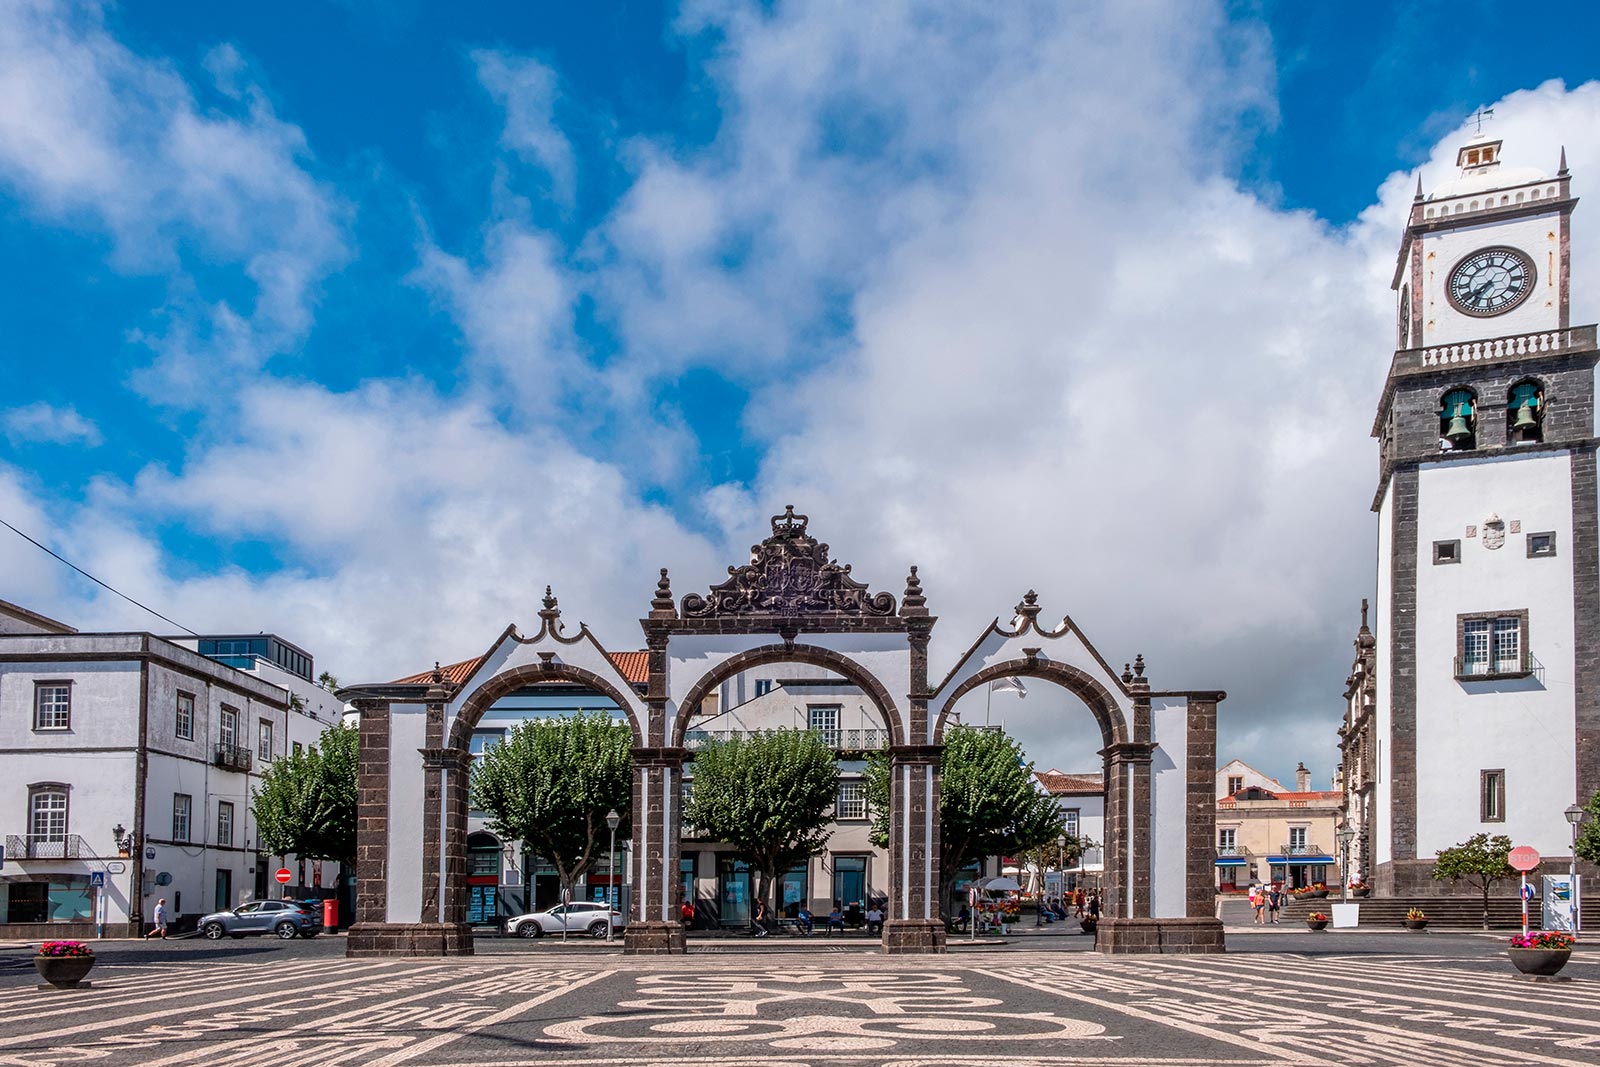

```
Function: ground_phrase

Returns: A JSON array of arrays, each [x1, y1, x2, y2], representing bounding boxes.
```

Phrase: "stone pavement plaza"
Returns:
[[0, 940, 1597, 1066]]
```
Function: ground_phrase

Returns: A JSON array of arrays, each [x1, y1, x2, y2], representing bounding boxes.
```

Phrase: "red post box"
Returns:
[[323, 897, 338, 934]]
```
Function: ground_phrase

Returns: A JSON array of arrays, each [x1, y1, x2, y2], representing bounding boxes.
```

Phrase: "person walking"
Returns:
[[145, 897, 168, 939], [1250, 885, 1265, 925], [1267, 883, 1284, 925], [753, 898, 770, 937]]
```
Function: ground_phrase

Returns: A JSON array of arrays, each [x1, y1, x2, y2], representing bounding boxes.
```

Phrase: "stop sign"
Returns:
[[1508, 846, 1540, 872], [274, 867, 293, 884]]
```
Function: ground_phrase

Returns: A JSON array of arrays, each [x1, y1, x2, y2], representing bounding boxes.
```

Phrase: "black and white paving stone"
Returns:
[[0, 935, 1595, 1066]]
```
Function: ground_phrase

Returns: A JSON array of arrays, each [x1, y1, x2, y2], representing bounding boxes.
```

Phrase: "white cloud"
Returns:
[[2, 402, 103, 447], [473, 50, 576, 208]]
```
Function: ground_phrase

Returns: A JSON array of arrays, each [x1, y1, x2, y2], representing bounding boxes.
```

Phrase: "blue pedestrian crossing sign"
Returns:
[[89, 871, 106, 888]]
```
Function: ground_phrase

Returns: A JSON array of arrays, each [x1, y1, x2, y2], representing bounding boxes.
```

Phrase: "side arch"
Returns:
[[448, 662, 646, 751], [932, 659, 1131, 748], [670, 643, 906, 748]]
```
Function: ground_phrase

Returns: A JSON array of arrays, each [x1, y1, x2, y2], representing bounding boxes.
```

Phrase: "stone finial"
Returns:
[[539, 585, 562, 628], [1122, 662, 1134, 685], [651, 568, 677, 617], [899, 565, 928, 616], [430, 662, 444, 684], [1126, 653, 1149, 691], [1015, 589, 1042, 624], [1133, 653, 1146, 679]]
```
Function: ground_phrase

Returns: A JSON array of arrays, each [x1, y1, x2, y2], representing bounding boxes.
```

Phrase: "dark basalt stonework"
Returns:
[[882, 919, 947, 955], [1096, 917, 1226, 954], [346, 922, 474, 957], [623, 921, 687, 954]]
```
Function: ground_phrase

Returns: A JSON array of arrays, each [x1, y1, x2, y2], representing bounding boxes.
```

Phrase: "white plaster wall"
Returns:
[[0, 659, 141, 750], [385, 703, 427, 924], [1414, 452, 1577, 856], [1417, 211, 1563, 347], [1150, 700, 1187, 919], [1056, 793, 1105, 872], [1375, 485, 1394, 867], [1215, 759, 1281, 797]]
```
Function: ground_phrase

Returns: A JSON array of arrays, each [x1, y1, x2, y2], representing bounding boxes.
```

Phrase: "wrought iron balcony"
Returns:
[[1216, 844, 1245, 856], [1277, 843, 1327, 857], [5, 833, 86, 860], [682, 727, 890, 752], [213, 742, 253, 772], [1453, 652, 1541, 682]]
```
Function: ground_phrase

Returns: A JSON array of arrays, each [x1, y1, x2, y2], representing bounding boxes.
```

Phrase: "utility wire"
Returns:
[[0, 513, 198, 636]]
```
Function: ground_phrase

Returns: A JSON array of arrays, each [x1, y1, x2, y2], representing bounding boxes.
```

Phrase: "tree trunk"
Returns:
[[1482, 881, 1491, 930]]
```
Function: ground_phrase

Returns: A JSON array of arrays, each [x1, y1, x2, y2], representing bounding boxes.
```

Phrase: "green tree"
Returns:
[[865, 725, 1064, 917], [468, 713, 632, 898], [1018, 833, 1095, 889], [1576, 789, 1600, 866], [683, 730, 839, 920], [252, 721, 358, 866], [1432, 832, 1515, 929]]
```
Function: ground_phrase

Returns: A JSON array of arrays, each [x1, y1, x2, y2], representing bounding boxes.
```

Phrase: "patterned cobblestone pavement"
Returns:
[[0, 944, 1596, 1066]]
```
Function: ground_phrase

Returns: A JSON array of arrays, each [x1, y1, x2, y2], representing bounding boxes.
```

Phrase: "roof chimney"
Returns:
[[1295, 762, 1311, 792]]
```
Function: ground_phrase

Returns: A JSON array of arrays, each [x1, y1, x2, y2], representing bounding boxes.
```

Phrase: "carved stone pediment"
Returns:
[[681, 506, 897, 620]]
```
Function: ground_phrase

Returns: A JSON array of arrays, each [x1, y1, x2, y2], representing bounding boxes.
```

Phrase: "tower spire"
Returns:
[[1559, 145, 1569, 177], [1413, 172, 1424, 201]]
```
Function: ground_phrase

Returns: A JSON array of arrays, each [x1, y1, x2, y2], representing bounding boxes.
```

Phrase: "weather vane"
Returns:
[[1469, 106, 1495, 134]]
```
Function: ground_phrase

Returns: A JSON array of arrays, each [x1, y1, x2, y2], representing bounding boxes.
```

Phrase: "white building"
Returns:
[[0, 599, 344, 937], [1035, 770, 1105, 890], [1369, 135, 1599, 894]]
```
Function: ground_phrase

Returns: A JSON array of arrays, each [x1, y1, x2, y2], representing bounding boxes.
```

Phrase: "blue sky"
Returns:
[[3, 0, 1600, 784]]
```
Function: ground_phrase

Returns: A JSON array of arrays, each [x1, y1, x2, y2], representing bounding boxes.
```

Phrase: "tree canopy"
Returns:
[[682, 730, 839, 917], [1576, 789, 1600, 866], [252, 721, 358, 865], [865, 725, 1063, 916], [1432, 832, 1515, 929], [468, 713, 633, 895]]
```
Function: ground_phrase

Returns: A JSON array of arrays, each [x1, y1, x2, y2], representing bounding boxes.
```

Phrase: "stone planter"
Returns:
[[34, 955, 94, 989], [1305, 919, 1329, 931], [1508, 948, 1571, 977], [1351, 887, 1371, 898], [1311, 889, 1330, 899], [1404, 918, 1429, 931]]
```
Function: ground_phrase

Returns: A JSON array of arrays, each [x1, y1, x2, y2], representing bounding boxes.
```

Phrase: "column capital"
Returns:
[[419, 746, 471, 771], [631, 746, 688, 767], [890, 743, 942, 764], [1102, 741, 1157, 765]]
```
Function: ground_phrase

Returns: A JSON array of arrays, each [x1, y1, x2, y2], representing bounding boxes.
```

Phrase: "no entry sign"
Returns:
[[1508, 846, 1540, 872], [274, 868, 293, 884]]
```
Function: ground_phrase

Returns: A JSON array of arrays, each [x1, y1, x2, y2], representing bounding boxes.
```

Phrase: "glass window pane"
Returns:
[[1492, 618, 1520, 670]]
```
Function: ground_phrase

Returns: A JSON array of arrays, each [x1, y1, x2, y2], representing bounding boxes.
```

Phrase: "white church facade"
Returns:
[[1367, 134, 1599, 893]]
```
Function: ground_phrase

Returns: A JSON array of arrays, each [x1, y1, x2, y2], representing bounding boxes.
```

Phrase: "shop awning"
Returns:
[[1267, 855, 1334, 865], [1213, 857, 1248, 867]]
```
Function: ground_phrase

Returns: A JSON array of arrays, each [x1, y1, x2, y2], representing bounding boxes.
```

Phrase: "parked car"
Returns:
[[505, 902, 625, 939], [198, 899, 321, 940]]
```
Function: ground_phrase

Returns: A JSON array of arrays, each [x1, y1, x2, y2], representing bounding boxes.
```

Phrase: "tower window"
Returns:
[[1456, 611, 1529, 679], [1440, 389, 1477, 450], [1480, 770, 1505, 823], [1433, 540, 1461, 565], [1527, 532, 1557, 558], [1507, 381, 1544, 443]]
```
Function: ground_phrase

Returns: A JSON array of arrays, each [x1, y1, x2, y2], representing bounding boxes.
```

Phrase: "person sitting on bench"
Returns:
[[826, 904, 845, 934], [865, 904, 883, 935], [796, 906, 814, 935]]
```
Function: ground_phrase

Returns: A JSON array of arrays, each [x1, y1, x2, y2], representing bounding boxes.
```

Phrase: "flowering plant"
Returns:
[[1510, 931, 1574, 950], [1406, 908, 1426, 921], [37, 940, 93, 958], [1291, 886, 1313, 896], [1307, 912, 1329, 922], [1348, 880, 1369, 890], [1311, 882, 1328, 891]]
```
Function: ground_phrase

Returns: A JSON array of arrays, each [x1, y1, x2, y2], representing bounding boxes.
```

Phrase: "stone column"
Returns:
[[351, 698, 390, 930], [623, 747, 687, 954], [883, 745, 946, 954], [1102, 742, 1154, 919]]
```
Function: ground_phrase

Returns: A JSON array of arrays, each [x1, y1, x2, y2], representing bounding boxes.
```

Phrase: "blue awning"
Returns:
[[1214, 857, 1248, 867], [1266, 856, 1334, 865]]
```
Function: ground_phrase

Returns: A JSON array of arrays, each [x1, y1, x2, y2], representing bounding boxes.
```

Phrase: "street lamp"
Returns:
[[605, 809, 621, 942], [1566, 804, 1586, 934], [1336, 826, 1357, 903], [112, 824, 133, 856]]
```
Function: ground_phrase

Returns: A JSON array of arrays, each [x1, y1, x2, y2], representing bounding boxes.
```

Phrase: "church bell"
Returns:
[[1444, 415, 1473, 445], [1511, 403, 1539, 432]]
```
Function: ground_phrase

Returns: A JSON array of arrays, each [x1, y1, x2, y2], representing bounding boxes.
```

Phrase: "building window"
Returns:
[[175, 692, 195, 741], [173, 794, 193, 842], [1481, 770, 1505, 823], [33, 683, 71, 731], [217, 800, 234, 846], [220, 705, 239, 748], [258, 720, 274, 763], [1457, 612, 1529, 678], [1218, 828, 1236, 854], [835, 781, 867, 821], [754, 679, 774, 698], [1288, 826, 1308, 852], [1226, 775, 1244, 796], [1440, 388, 1477, 450], [1433, 540, 1461, 565], [1508, 381, 1544, 443], [29, 786, 68, 841], [809, 705, 840, 746], [293, 741, 304, 757], [1527, 532, 1557, 558]]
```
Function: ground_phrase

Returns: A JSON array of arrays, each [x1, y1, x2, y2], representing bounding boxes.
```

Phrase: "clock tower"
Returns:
[[1370, 135, 1600, 895]]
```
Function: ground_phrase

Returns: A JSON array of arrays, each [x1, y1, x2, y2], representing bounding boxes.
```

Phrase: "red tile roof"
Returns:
[[1035, 770, 1103, 794], [391, 650, 650, 687]]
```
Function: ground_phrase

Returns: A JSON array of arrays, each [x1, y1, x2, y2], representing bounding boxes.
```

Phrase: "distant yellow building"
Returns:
[[1214, 759, 1343, 892]]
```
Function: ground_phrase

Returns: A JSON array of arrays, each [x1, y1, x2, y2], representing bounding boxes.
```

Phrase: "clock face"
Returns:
[[1447, 247, 1535, 317]]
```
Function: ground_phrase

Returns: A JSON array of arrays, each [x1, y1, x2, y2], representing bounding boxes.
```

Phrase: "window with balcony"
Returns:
[[217, 800, 234, 846], [809, 705, 840, 746], [33, 683, 71, 731], [1457, 612, 1530, 678], [175, 692, 195, 741], [1288, 826, 1307, 852], [835, 782, 867, 821], [1218, 828, 1236, 854], [29, 786, 68, 841], [173, 794, 192, 842], [220, 706, 239, 747]]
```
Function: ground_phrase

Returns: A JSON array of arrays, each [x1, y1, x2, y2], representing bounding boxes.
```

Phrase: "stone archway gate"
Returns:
[[344, 509, 1226, 956]]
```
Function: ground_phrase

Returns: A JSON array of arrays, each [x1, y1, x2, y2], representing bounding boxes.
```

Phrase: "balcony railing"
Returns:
[[214, 742, 254, 772], [1454, 652, 1541, 682], [1216, 844, 1245, 856], [1278, 843, 1327, 857], [682, 727, 890, 752], [5, 834, 86, 859]]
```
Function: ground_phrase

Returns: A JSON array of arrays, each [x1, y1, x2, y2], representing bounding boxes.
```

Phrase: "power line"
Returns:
[[0, 513, 198, 636]]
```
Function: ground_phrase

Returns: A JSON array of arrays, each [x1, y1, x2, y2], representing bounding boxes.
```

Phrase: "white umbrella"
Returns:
[[975, 876, 1022, 892]]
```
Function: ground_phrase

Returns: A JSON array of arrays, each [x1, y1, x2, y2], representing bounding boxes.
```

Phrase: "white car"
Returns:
[[506, 901, 625, 939]]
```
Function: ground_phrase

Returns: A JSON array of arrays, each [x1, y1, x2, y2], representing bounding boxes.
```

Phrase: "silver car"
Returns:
[[198, 899, 320, 940], [506, 902, 624, 938]]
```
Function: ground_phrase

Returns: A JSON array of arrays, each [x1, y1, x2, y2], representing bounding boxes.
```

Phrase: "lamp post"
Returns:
[[1566, 804, 1586, 934], [1336, 826, 1356, 904], [605, 809, 621, 942]]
